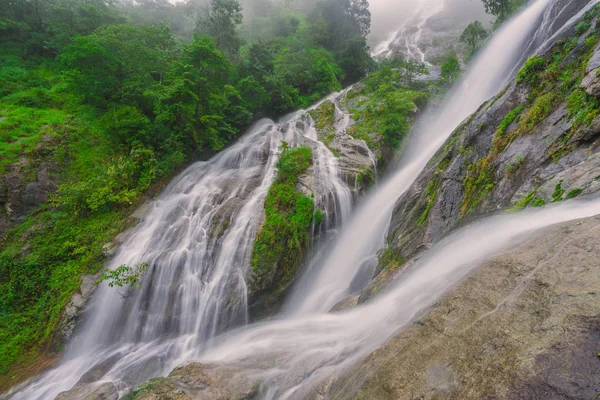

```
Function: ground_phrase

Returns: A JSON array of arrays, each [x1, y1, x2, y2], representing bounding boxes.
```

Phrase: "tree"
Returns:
[[155, 35, 250, 151], [481, 0, 511, 23], [195, 0, 243, 59], [460, 21, 488, 56], [440, 56, 461, 84]]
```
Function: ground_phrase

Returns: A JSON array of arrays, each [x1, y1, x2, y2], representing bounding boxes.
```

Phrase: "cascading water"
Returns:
[[182, 0, 600, 398], [7, 95, 356, 399], [8, 0, 597, 399], [287, 0, 557, 316], [372, 0, 445, 60], [199, 198, 600, 400]]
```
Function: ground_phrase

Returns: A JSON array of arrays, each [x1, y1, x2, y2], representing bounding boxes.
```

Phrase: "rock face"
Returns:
[[326, 216, 600, 400], [0, 135, 60, 238], [368, 11, 600, 300], [55, 382, 118, 400], [307, 99, 377, 195], [582, 43, 600, 96]]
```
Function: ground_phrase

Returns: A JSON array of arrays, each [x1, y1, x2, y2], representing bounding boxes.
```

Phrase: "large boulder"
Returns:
[[55, 382, 118, 400], [125, 363, 259, 400]]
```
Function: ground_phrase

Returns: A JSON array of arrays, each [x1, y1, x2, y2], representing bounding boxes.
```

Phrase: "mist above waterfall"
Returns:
[[369, 0, 489, 46]]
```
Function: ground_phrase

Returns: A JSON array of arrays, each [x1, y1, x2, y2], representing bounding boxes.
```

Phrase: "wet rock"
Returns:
[[330, 217, 600, 400], [54, 274, 100, 350], [55, 382, 118, 400], [581, 44, 600, 97], [77, 355, 123, 385], [307, 99, 377, 195], [330, 295, 360, 313], [126, 363, 259, 400]]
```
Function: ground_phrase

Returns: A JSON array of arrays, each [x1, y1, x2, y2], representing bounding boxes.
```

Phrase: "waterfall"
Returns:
[[7, 0, 598, 398], [8, 96, 355, 399], [201, 198, 600, 400], [286, 0, 557, 316], [372, 0, 445, 60], [194, 0, 600, 398]]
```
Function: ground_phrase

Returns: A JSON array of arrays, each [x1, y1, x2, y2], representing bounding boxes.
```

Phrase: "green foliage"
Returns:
[[461, 158, 495, 217], [251, 145, 315, 289], [195, 0, 243, 59], [418, 180, 439, 226], [440, 56, 461, 84], [552, 180, 566, 202], [566, 88, 600, 129], [98, 263, 150, 288], [532, 198, 546, 207], [460, 21, 488, 57], [348, 60, 429, 151], [518, 91, 559, 133], [497, 105, 524, 136], [481, 0, 511, 21], [505, 154, 525, 177], [377, 242, 405, 273], [576, 21, 591, 36], [513, 190, 545, 210], [566, 188, 583, 199], [0, 0, 376, 385], [516, 55, 546, 84]]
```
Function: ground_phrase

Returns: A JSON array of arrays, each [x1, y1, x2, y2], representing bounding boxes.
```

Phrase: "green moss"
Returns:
[[497, 105, 524, 136], [552, 180, 566, 202], [418, 180, 439, 226], [516, 55, 546, 84], [347, 63, 429, 151], [505, 154, 525, 177], [308, 101, 336, 142], [566, 88, 600, 129], [532, 198, 546, 207], [567, 188, 583, 199], [514, 190, 537, 209], [250, 144, 315, 290], [576, 21, 591, 36], [460, 158, 494, 217], [377, 242, 405, 273], [518, 92, 560, 134]]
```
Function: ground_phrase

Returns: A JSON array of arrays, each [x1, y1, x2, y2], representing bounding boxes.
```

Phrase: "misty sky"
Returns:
[[368, 0, 490, 44]]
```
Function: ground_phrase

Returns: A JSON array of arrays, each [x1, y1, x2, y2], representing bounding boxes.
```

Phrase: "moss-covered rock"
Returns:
[[124, 363, 259, 400], [376, 5, 600, 286], [249, 145, 315, 295]]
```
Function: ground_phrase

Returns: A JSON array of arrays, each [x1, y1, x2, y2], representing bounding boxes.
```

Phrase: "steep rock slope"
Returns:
[[340, 215, 600, 400], [367, 6, 600, 295]]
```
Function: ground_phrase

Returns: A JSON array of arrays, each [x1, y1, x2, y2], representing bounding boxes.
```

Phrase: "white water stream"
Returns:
[[7, 99, 355, 399]]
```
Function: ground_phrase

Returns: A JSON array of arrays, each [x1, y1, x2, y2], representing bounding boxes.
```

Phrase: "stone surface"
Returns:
[[372, 24, 600, 300], [54, 274, 101, 350], [325, 217, 600, 400], [0, 150, 59, 238], [126, 363, 259, 400], [55, 382, 118, 400]]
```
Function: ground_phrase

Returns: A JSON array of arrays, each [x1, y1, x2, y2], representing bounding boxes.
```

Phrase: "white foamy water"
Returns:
[[7, 0, 597, 398], [7, 96, 356, 399]]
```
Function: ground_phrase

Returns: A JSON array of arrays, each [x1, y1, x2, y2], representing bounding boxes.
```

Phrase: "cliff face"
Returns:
[[0, 135, 59, 238], [367, 6, 600, 295], [332, 4, 600, 399]]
